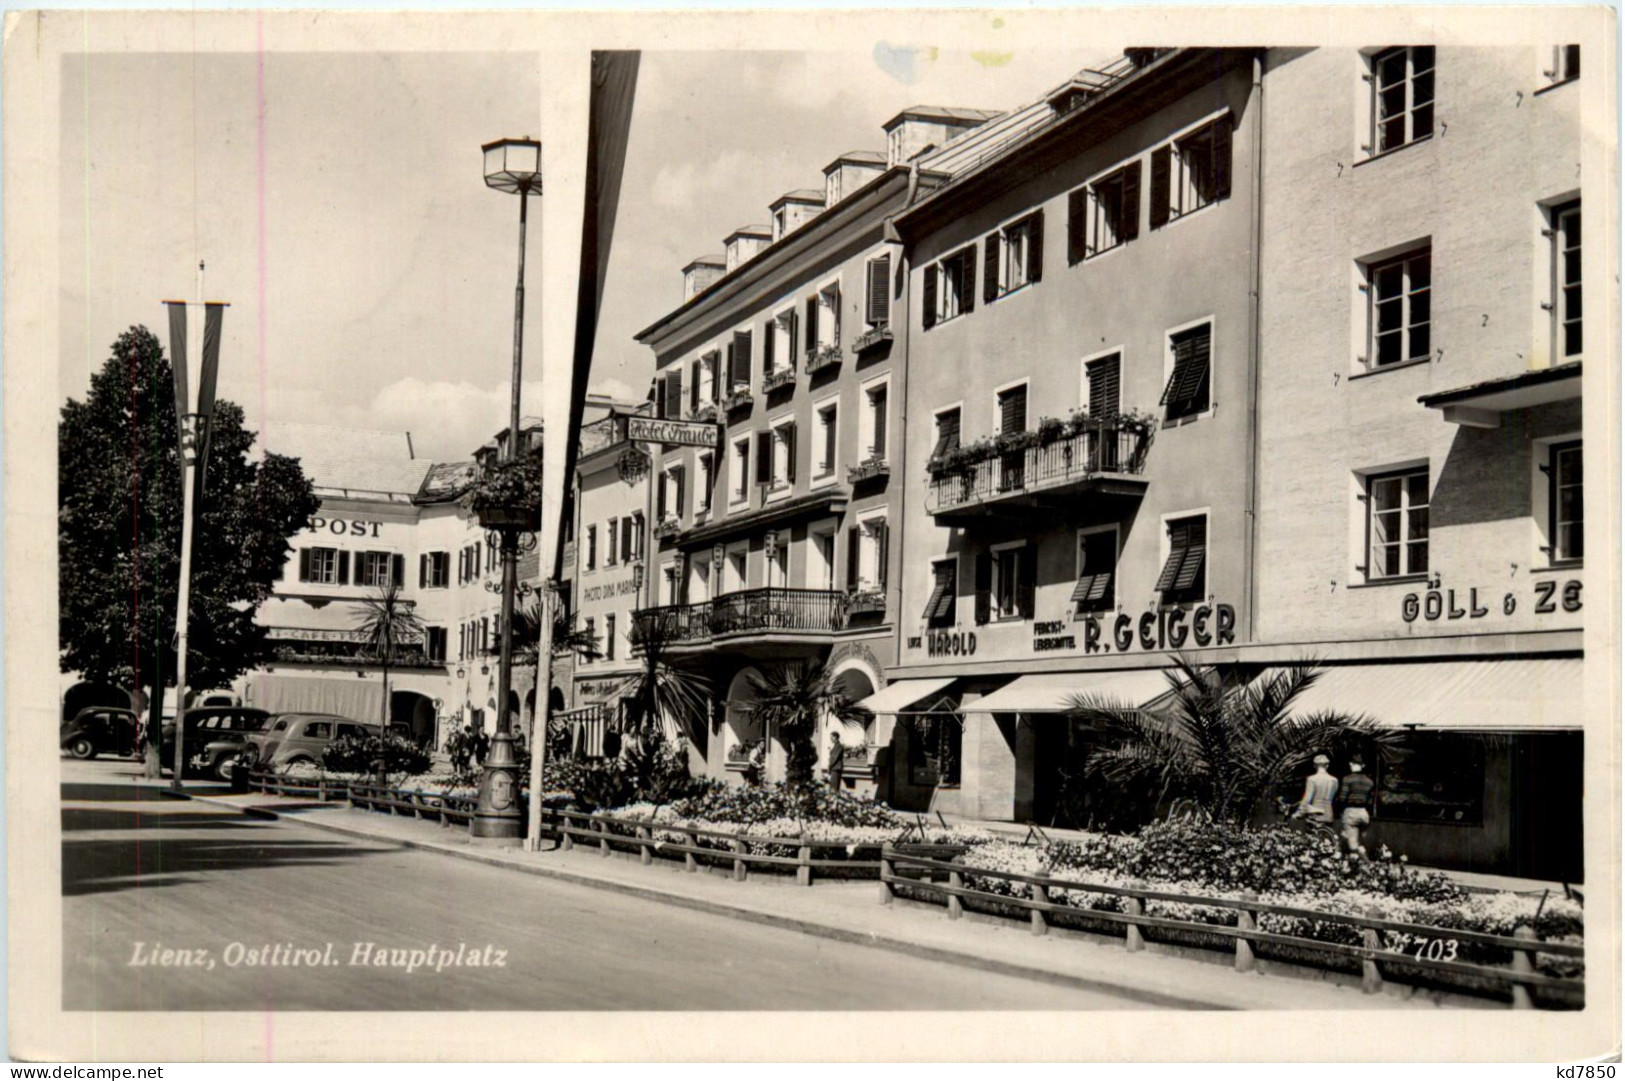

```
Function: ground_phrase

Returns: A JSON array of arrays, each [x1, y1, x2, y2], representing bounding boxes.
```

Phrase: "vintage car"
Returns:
[[159, 707, 273, 778], [60, 707, 142, 760], [240, 713, 409, 773]]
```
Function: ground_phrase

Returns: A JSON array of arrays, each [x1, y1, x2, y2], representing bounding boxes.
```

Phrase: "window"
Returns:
[[766, 533, 788, 587], [811, 530, 837, 590], [659, 466, 686, 521], [932, 407, 961, 462], [1150, 116, 1232, 228], [584, 617, 595, 659], [997, 383, 1028, 435], [1546, 44, 1580, 85], [586, 525, 597, 570], [359, 550, 400, 588], [772, 207, 787, 241], [1073, 528, 1118, 614], [1071, 163, 1141, 261], [924, 559, 957, 627], [983, 543, 1031, 622], [815, 403, 838, 480], [732, 437, 751, 503], [620, 515, 634, 563], [303, 721, 332, 741], [419, 551, 449, 589], [1155, 515, 1208, 603], [818, 283, 841, 348], [426, 626, 448, 663], [1548, 441, 1583, 565], [1162, 323, 1212, 420], [1369, 46, 1435, 155], [663, 562, 682, 604], [865, 254, 892, 329], [826, 169, 841, 205], [700, 351, 720, 403], [604, 614, 616, 662], [1085, 353, 1121, 417], [862, 379, 890, 461], [1365, 246, 1431, 368], [298, 547, 345, 585], [606, 517, 619, 565], [728, 330, 753, 392], [923, 246, 977, 328], [847, 517, 889, 592], [1551, 201, 1581, 360], [1364, 467, 1429, 580], [906, 707, 962, 787], [984, 212, 1043, 301], [770, 421, 797, 490], [630, 511, 645, 560], [697, 452, 714, 512], [764, 308, 796, 378], [658, 368, 682, 420]]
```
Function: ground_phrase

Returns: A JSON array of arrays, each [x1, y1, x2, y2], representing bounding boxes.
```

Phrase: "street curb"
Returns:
[[173, 790, 1228, 1011]]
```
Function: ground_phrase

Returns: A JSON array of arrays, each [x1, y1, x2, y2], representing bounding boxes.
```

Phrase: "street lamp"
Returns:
[[470, 138, 541, 844]]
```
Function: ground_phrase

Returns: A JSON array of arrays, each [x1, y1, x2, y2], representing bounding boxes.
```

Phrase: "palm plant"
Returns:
[[745, 659, 874, 786], [1066, 657, 1400, 827], [615, 611, 710, 751], [500, 599, 601, 664], [352, 580, 425, 778]]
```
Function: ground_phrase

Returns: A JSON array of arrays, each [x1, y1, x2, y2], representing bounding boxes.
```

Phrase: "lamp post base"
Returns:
[[469, 730, 524, 845]]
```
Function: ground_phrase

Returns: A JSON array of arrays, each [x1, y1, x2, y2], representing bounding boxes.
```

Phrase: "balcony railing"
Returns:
[[723, 387, 754, 412], [852, 325, 893, 355], [652, 516, 682, 541], [847, 457, 890, 484], [927, 417, 1151, 516], [762, 368, 796, 395], [632, 587, 853, 647], [805, 344, 842, 374]]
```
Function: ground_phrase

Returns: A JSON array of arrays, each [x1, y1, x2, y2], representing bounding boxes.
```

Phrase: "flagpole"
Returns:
[[169, 421, 198, 790]]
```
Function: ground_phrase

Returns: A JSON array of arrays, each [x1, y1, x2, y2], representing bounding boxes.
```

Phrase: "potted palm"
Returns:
[[745, 660, 873, 786]]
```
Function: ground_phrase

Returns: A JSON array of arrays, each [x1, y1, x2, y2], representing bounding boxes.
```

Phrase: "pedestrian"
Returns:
[[513, 728, 528, 760], [451, 725, 471, 774], [472, 727, 491, 767], [1338, 755, 1376, 855], [1292, 754, 1338, 825], [825, 735, 846, 791]]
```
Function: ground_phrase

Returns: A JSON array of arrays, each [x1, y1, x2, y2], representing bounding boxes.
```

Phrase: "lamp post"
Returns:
[[470, 138, 541, 844]]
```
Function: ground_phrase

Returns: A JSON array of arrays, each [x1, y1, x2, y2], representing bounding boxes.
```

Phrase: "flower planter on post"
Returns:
[[475, 504, 540, 532]]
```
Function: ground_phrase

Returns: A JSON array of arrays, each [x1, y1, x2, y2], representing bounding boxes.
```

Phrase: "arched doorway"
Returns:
[[723, 666, 764, 780], [390, 691, 436, 747], [62, 682, 133, 722], [548, 686, 565, 712], [829, 666, 877, 760]]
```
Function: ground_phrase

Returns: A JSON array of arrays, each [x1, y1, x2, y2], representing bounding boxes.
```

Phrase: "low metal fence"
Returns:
[[878, 847, 1584, 1008], [246, 770, 351, 801]]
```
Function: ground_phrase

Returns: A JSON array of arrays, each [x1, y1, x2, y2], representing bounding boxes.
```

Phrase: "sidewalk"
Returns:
[[163, 782, 1465, 1012]]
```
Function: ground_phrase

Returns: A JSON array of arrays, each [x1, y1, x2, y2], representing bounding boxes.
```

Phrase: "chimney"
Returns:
[[822, 151, 887, 207], [882, 106, 1002, 167], [768, 190, 826, 242], [682, 254, 726, 302], [724, 225, 772, 272]]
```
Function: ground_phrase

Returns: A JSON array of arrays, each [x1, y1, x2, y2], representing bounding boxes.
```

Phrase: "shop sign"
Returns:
[[307, 516, 383, 538], [1077, 604, 1237, 654], [580, 576, 640, 603], [626, 416, 720, 449], [1400, 577, 1582, 623], [905, 631, 977, 658], [575, 678, 624, 701]]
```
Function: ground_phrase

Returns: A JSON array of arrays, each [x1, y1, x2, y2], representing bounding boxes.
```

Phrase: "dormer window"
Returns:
[[772, 208, 788, 241]]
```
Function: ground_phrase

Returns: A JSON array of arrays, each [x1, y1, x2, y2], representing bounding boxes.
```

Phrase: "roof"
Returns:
[[260, 421, 431, 497], [824, 150, 886, 172], [1417, 362, 1582, 410], [725, 224, 772, 241], [684, 254, 726, 270], [769, 189, 826, 208], [882, 105, 1003, 131], [415, 460, 479, 503]]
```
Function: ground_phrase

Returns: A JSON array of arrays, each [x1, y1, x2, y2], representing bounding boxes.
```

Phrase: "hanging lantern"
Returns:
[[764, 532, 778, 561], [617, 446, 650, 485], [712, 543, 725, 569]]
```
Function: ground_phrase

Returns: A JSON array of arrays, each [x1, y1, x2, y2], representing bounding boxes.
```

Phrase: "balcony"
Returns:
[[846, 457, 890, 485], [762, 368, 796, 395], [852, 325, 893, 356], [690, 402, 719, 424], [805, 344, 842, 375], [652, 515, 682, 541], [632, 587, 853, 649], [722, 387, 754, 412], [926, 414, 1152, 520]]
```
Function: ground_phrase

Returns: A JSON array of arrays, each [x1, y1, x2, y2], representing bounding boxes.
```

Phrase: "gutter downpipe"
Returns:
[[1244, 50, 1265, 644]]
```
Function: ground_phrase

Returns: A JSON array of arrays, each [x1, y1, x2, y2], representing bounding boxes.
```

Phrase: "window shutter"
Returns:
[[338, 550, 351, 586], [674, 470, 685, 518], [805, 296, 819, 357], [921, 263, 937, 330], [959, 246, 977, 314], [393, 554, 405, 588], [1088, 355, 1121, 417], [1000, 386, 1028, 434], [876, 520, 889, 590], [1212, 116, 1233, 201], [725, 342, 738, 388], [974, 551, 992, 625], [872, 387, 888, 459], [763, 318, 776, 374], [690, 359, 701, 411], [846, 527, 861, 591], [757, 431, 773, 485], [662, 370, 680, 419], [789, 311, 799, 361], [419, 554, 428, 588], [632, 512, 644, 559], [1155, 523, 1189, 592], [709, 353, 722, 402], [785, 424, 797, 484], [299, 549, 312, 582], [657, 475, 667, 519], [1028, 211, 1044, 283], [1067, 187, 1087, 264], [1017, 543, 1037, 619], [1149, 146, 1172, 230], [830, 285, 841, 345], [869, 256, 891, 327], [983, 234, 1001, 304], [1121, 161, 1142, 242]]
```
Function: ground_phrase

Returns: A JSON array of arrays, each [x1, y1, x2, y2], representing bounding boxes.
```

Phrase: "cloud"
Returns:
[[649, 148, 761, 212], [589, 376, 638, 403], [340, 376, 550, 463]]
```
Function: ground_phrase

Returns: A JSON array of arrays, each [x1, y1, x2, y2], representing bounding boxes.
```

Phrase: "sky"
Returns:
[[59, 43, 1097, 463]]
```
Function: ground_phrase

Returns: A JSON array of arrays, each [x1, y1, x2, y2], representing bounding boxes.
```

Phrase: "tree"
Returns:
[[501, 599, 600, 665], [1067, 658, 1401, 827], [745, 659, 873, 786], [59, 326, 320, 775], [352, 580, 425, 728], [617, 611, 710, 752]]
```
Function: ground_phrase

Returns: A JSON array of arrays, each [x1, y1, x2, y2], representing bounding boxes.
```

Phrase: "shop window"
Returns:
[[1367, 46, 1435, 156], [906, 706, 962, 787], [1364, 466, 1429, 580], [1547, 441, 1583, 565], [923, 559, 957, 627], [1155, 515, 1207, 603], [1377, 733, 1485, 825]]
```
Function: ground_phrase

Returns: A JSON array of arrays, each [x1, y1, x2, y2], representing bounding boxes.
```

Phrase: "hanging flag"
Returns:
[[163, 300, 228, 488]]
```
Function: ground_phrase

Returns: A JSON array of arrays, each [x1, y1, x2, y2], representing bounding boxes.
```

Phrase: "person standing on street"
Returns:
[[1339, 755, 1376, 854], [1293, 754, 1338, 824], [472, 726, 491, 768]]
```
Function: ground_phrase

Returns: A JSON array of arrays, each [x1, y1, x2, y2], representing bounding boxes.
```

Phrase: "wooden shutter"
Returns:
[[983, 234, 1001, 304], [868, 256, 891, 327], [1067, 187, 1087, 264], [1162, 326, 1212, 409], [1155, 522, 1190, 592], [931, 410, 961, 458], [1017, 543, 1037, 619], [674, 469, 685, 518], [830, 285, 841, 345], [1000, 385, 1028, 434], [735, 330, 752, 384], [632, 512, 644, 560], [959, 246, 977, 314], [805, 296, 819, 358], [872, 386, 888, 459], [709, 353, 721, 402], [1121, 161, 1142, 242], [757, 431, 773, 485], [789, 311, 799, 362], [973, 551, 992, 625], [1174, 517, 1208, 592], [921, 262, 937, 330], [1149, 146, 1172, 230], [784, 424, 797, 484], [690, 360, 701, 411], [1088, 355, 1121, 417], [392, 554, 405, 588], [299, 549, 312, 582], [419, 554, 428, 588], [337, 550, 350, 586], [875, 520, 889, 590], [1212, 116, 1233, 201], [657, 476, 666, 519], [846, 527, 861, 590], [1027, 211, 1044, 283], [763, 318, 776, 375], [725, 342, 738, 389]]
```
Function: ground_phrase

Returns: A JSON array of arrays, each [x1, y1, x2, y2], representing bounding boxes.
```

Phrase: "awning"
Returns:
[[1266, 658, 1583, 731], [967, 668, 1173, 714], [1417, 361, 1581, 428], [240, 673, 384, 721], [857, 677, 958, 745]]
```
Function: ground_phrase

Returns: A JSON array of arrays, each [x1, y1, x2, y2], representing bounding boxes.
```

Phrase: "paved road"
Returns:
[[62, 758, 1151, 1011]]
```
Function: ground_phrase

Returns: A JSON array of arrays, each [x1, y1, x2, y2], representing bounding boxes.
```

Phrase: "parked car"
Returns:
[[159, 707, 272, 778], [60, 707, 142, 760], [240, 714, 409, 773]]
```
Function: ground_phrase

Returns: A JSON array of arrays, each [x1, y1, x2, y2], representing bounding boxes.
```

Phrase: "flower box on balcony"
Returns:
[[846, 589, 886, 615], [762, 368, 796, 395], [652, 516, 682, 541], [690, 402, 719, 424], [852, 326, 893, 356], [723, 388, 754, 412], [846, 457, 890, 484], [805, 344, 843, 373]]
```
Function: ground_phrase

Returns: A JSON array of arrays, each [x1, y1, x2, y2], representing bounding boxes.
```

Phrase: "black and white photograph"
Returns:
[[5, 5, 1618, 1064]]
